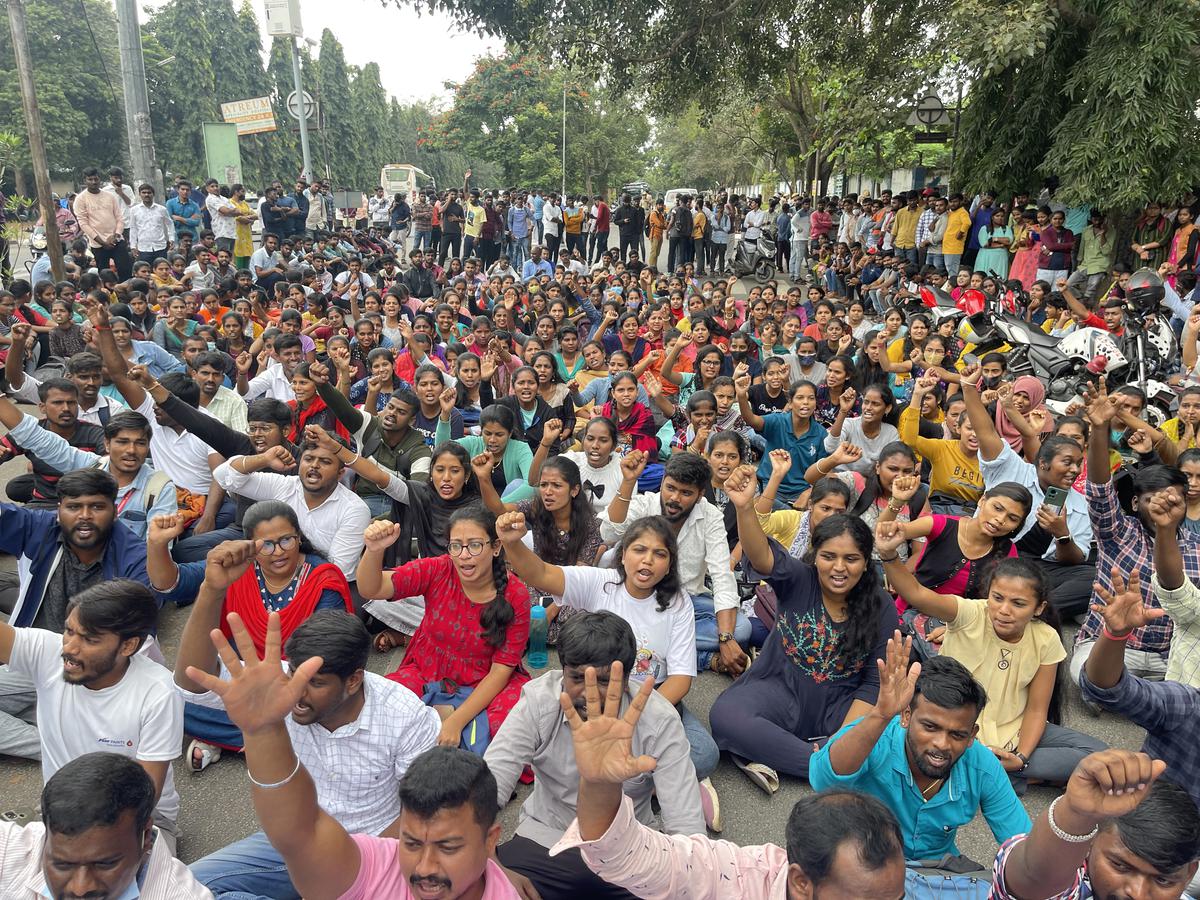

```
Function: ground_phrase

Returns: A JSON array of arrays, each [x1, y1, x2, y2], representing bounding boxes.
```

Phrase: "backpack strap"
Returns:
[[143, 470, 171, 511]]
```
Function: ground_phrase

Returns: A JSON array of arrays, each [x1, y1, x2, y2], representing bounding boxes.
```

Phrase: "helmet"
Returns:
[[1057, 327, 1128, 373], [1126, 267, 1165, 311]]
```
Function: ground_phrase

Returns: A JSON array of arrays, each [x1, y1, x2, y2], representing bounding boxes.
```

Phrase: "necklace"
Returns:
[[920, 777, 944, 799]]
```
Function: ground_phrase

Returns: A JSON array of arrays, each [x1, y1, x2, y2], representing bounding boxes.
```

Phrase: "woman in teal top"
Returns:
[[435, 401, 535, 502], [976, 209, 1014, 280]]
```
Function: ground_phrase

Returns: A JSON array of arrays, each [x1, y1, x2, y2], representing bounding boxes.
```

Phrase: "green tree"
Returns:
[[143, 0, 220, 180], [266, 37, 302, 184], [313, 30, 354, 187], [0, 0, 125, 178], [349, 63, 391, 190], [953, 0, 1200, 206]]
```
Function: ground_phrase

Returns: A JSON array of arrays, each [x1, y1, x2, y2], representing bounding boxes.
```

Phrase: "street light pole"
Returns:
[[561, 86, 566, 197], [6, 0, 64, 281], [290, 36, 313, 182], [114, 0, 163, 197]]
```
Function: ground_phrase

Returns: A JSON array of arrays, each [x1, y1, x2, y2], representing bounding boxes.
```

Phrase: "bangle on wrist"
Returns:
[[247, 756, 301, 790], [1046, 795, 1100, 844], [1102, 624, 1132, 642], [878, 553, 900, 563]]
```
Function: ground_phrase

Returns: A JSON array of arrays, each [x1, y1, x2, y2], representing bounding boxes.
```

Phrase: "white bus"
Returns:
[[380, 164, 434, 201]]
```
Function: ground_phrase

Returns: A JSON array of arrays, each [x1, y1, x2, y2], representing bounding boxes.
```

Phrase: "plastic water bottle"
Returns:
[[527, 604, 548, 669]]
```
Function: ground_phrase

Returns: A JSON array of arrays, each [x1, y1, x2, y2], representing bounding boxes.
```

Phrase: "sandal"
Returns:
[[188, 739, 222, 772], [373, 629, 407, 653], [731, 754, 779, 795]]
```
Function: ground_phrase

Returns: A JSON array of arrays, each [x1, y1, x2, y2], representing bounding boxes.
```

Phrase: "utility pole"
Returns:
[[291, 37, 313, 182], [561, 86, 566, 198], [7, 0, 64, 281], [114, 0, 163, 198]]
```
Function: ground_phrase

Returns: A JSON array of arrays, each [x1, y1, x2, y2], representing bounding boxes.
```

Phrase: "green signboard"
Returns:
[[202, 122, 242, 185]]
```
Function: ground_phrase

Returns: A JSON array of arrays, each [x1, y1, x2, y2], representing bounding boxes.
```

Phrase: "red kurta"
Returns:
[[384, 555, 531, 736]]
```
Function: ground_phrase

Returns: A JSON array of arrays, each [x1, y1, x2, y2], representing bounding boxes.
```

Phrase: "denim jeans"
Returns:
[[943, 253, 962, 276], [897, 247, 918, 265], [412, 230, 433, 251], [676, 702, 719, 780], [362, 492, 392, 518], [927, 251, 945, 274], [190, 831, 299, 900], [789, 240, 808, 278], [691, 592, 752, 671]]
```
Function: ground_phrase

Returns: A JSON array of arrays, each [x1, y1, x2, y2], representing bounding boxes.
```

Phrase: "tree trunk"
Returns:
[[14, 166, 28, 198]]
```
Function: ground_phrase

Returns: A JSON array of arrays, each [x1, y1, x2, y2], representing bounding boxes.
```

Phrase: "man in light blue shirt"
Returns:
[[507, 196, 532, 271], [521, 244, 555, 282], [811, 650, 1030, 863], [0, 395, 177, 539]]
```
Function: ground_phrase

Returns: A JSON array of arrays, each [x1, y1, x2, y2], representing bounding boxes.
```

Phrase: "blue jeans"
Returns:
[[927, 251, 945, 274], [190, 831, 299, 899], [413, 230, 433, 251], [362, 492, 392, 518], [677, 702, 719, 780], [692, 592, 752, 672], [897, 247, 918, 265], [943, 253, 962, 276]]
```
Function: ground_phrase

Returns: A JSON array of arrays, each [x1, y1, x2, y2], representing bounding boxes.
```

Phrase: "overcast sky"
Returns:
[[142, 0, 504, 106]]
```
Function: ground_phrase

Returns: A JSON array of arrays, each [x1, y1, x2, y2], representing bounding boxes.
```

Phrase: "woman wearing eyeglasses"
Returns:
[[149, 499, 351, 771], [355, 506, 531, 750]]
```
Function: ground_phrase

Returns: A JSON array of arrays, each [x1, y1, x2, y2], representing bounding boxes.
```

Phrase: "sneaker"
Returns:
[[698, 778, 722, 832]]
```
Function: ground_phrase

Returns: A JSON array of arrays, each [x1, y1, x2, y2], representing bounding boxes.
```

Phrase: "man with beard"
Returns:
[[175, 546, 438, 898], [0, 469, 193, 762], [92, 304, 233, 542], [185, 612, 520, 899], [140, 369, 295, 562], [0, 579, 185, 853], [484, 611, 702, 899], [0, 753, 209, 897], [811, 640, 1029, 868], [309, 369, 431, 516], [0, 397, 176, 538], [188, 350, 248, 432], [0, 377, 104, 507], [5, 328, 127, 425], [213, 434, 370, 580], [601, 452, 751, 678]]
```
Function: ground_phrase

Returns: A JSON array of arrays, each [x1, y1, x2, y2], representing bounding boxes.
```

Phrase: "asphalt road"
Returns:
[[0, 235, 1147, 872]]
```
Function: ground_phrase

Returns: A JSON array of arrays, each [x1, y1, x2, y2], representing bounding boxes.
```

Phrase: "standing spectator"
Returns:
[[611, 193, 643, 263], [74, 167, 133, 279], [204, 179, 239, 257], [1035, 208, 1076, 285], [647, 197, 668, 269], [590, 194, 611, 265], [127, 184, 174, 265], [165, 179, 202, 243], [790, 197, 811, 281], [438, 188, 465, 266], [101, 166, 135, 239]]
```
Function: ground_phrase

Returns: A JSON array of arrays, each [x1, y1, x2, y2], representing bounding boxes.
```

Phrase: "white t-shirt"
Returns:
[[557, 567, 697, 684], [560, 450, 624, 512], [8, 628, 183, 822], [543, 204, 562, 237], [136, 395, 218, 494]]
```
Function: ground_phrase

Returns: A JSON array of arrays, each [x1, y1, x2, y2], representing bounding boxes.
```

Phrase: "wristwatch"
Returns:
[[1055, 535, 1072, 544], [718, 631, 735, 643]]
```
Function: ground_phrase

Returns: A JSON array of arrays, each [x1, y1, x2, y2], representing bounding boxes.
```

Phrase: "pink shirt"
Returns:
[[73, 189, 124, 247], [553, 796, 789, 900], [338, 834, 519, 899]]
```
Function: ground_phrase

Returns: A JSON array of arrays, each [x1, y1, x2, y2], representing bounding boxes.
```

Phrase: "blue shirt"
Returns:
[[755, 412, 828, 498], [532, 195, 544, 220], [130, 340, 186, 378], [165, 197, 201, 239], [522, 259, 554, 281], [810, 716, 1031, 860]]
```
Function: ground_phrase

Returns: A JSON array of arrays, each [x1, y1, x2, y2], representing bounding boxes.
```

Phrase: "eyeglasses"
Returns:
[[259, 534, 299, 555], [448, 539, 490, 558]]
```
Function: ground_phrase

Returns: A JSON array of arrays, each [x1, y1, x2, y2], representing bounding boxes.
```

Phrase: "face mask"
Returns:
[[981, 375, 1002, 390], [798, 353, 817, 366], [924, 351, 944, 365]]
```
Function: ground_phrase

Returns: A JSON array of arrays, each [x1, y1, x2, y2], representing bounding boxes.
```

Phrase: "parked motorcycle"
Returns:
[[730, 229, 777, 283]]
